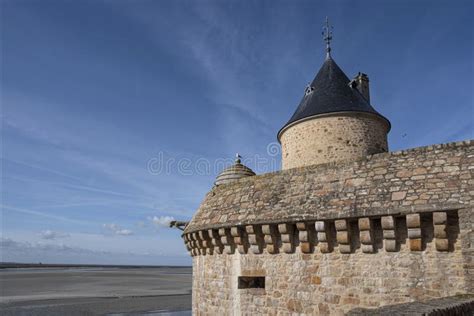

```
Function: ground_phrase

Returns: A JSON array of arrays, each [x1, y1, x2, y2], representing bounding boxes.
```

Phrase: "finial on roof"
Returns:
[[235, 153, 242, 164], [322, 17, 333, 59]]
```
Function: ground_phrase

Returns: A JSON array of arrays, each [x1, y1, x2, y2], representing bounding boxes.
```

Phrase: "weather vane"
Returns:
[[322, 17, 333, 59]]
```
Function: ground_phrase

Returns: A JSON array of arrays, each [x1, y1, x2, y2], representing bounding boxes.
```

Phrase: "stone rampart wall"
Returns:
[[185, 140, 474, 315], [190, 207, 472, 315], [185, 140, 473, 233]]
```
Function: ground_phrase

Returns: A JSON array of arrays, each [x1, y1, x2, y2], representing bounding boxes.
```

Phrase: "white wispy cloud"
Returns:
[[148, 215, 175, 228], [1, 204, 91, 225], [102, 223, 133, 236], [39, 230, 70, 240]]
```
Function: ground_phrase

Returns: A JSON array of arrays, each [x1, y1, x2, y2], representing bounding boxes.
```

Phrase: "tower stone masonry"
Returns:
[[180, 20, 474, 315]]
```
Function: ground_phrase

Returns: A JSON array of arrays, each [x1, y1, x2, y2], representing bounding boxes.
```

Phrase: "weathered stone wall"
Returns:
[[279, 112, 389, 169], [185, 141, 474, 315], [189, 207, 473, 315], [186, 141, 472, 232]]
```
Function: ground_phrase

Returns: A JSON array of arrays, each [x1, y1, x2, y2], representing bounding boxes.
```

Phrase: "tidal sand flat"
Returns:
[[0, 266, 192, 315]]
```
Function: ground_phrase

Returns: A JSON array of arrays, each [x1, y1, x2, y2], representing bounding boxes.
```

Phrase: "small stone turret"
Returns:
[[214, 154, 255, 186]]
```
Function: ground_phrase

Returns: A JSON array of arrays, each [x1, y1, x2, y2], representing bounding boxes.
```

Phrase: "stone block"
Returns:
[[198, 230, 208, 240], [361, 244, 374, 253], [391, 191, 407, 201], [224, 245, 234, 254], [384, 239, 397, 252], [221, 236, 232, 245], [319, 243, 330, 253], [237, 245, 246, 254], [311, 276, 322, 285], [406, 214, 421, 228], [281, 234, 292, 243], [433, 211, 447, 225], [409, 238, 422, 251], [278, 223, 293, 234], [230, 226, 241, 237], [282, 243, 293, 254], [266, 244, 277, 254], [261, 225, 273, 235], [408, 228, 421, 239], [315, 221, 326, 232], [383, 230, 396, 239], [250, 245, 261, 254], [245, 225, 256, 234], [335, 219, 348, 231], [317, 232, 327, 242], [381, 216, 395, 229], [248, 234, 258, 245], [299, 230, 309, 242], [336, 231, 349, 244], [435, 238, 449, 251], [358, 218, 371, 231], [360, 230, 372, 244], [300, 242, 312, 253], [296, 222, 307, 230], [264, 235, 274, 244], [234, 236, 243, 245], [434, 224, 447, 239], [339, 244, 351, 254]]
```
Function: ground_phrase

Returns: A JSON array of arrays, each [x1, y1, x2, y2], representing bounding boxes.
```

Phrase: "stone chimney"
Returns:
[[352, 72, 370, 103]]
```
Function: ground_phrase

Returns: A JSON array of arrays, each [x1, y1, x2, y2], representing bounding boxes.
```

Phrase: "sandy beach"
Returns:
[[0, 267, 192, 315]]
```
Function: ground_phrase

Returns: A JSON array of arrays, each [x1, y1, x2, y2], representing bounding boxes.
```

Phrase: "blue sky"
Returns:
[[1, 0, 472, 265]]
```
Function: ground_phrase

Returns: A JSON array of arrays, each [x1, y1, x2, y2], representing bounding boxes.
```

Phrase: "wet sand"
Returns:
[[0, 267, 192, 315]]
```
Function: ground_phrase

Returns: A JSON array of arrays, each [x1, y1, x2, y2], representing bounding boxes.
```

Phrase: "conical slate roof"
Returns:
[[278, 57, 390, 139]]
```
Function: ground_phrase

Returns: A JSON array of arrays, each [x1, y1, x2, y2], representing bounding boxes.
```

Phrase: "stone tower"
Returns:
[[180, 19, 474, 315], [278, 35, 390, 170]]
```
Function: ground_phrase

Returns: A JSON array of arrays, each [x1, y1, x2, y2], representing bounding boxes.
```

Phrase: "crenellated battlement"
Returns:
[[183, 209, 462, 256], [185, 140, 473, 314]]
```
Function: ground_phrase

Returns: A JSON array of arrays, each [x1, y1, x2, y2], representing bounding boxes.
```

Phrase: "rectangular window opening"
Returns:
[[238, 276, 265, 289]]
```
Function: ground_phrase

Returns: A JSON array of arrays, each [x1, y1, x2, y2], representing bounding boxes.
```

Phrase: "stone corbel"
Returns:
[[335, 219, 351, 254], [315, 221, 331, 253], [231, 226, 248, 254], [406, 213, 422, 251], [198, 230, 213, 255], [358, 218, 374, 253], [208, 229, 223, 254], [262, 224, 278, 254], [433, 212, 449, 251], [219, 227, 235, 254], [296, 222, 314, 253], [381, 216, 397, 252], [278, 223, 294, 254], [191, 232, 205, 256], [183, 234, 194, 256], [246, 225, 264, 254]]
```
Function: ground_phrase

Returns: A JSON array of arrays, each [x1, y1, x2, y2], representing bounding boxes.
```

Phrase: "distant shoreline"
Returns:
[[0, 262, 192, 269]]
